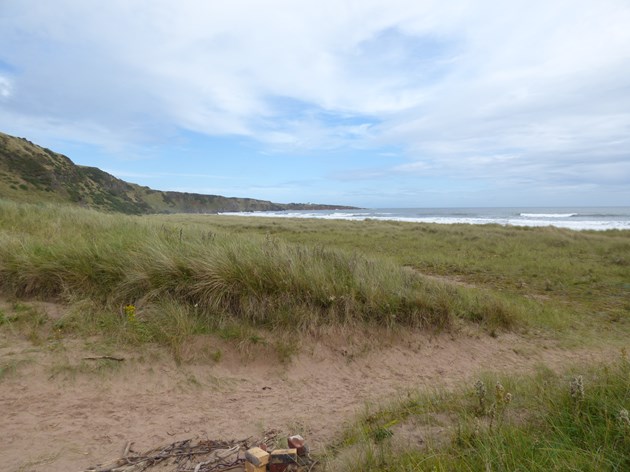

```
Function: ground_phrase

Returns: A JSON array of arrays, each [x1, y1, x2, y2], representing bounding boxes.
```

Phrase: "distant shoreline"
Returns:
[[219, 206, 630, 231]]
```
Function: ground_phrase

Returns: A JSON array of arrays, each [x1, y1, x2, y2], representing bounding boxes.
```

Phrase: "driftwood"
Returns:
[[84, 430, 281, 472]]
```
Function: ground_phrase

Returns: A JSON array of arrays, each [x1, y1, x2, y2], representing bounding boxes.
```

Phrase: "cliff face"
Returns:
[[0, 132, 356, 214]]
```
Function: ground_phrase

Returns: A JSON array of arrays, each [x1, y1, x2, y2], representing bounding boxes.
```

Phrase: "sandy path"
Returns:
[[0, 323, 616, 472]]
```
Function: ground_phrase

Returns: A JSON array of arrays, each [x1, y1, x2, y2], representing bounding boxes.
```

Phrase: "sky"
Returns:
[[1, 0, 629, 208]]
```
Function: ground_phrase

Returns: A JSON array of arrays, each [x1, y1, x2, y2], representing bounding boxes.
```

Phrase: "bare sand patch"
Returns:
[[0, 303, 616, 472]]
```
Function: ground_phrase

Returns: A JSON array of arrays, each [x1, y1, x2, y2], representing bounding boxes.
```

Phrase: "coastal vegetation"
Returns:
[[0, 193, 630, 471], [159, 212, 630, 341], [0, 198, 628, 471], [0, 200, 521, 344], [325, 354, 630, 471], [1, 199, 629, 352]]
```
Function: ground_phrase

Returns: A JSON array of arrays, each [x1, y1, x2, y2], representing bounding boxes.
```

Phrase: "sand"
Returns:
[[0, 301, 614, 472]]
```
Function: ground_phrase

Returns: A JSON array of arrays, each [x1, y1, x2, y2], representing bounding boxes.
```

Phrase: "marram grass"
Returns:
[[167, 211, 630, 334], [0, 200, 518, 333]]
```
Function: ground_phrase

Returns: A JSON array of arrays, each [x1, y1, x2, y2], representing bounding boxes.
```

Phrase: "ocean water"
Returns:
[[219, 207, 630, 231]]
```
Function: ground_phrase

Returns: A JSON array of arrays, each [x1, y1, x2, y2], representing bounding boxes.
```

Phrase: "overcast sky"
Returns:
[[1, 0, 629, 207]]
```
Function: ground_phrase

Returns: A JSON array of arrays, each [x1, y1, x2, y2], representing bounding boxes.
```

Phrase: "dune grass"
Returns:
[[2, 200, 628, 469], [325, 353, 630, 471], [2, 199, 628, 355], [0, 200, 526, 350], [157, 213, 630, 339]]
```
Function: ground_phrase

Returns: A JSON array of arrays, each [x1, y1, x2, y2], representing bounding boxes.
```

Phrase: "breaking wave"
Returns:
[[520, 213, 578, 218]]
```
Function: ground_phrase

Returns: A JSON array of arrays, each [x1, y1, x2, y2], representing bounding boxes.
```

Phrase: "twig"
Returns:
[[84, 431, 282, 472], [123, 441, 133, 458], [83, 356, 125, 362]]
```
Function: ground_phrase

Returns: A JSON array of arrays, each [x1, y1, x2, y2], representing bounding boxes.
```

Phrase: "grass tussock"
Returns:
[[327, 353, 630, 471], [0, 200, 518, 340]]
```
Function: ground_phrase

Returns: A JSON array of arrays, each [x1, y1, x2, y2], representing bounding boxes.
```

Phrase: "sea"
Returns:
[[219, 207, 630, 231]]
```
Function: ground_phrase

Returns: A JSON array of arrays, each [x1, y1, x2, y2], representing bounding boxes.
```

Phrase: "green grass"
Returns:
[[325, 354, 630, 471], [156, 213, 630, 339], [1, 199, 629, 355], [0, 200, 524, 339]]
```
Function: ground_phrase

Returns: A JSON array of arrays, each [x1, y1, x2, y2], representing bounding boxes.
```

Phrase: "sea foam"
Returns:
[[219, 208, 630, 231]]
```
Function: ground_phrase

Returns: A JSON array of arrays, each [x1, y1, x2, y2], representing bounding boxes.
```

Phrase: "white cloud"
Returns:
[[0, 0, 629, 201], [0, 76, 11, 98]]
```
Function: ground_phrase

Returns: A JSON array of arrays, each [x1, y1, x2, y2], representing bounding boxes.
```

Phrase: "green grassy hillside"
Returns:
[[0, 131, 355, 214]]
